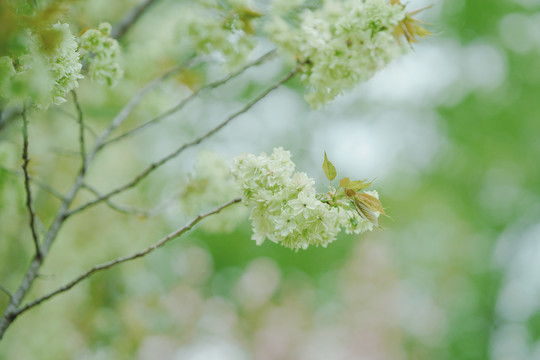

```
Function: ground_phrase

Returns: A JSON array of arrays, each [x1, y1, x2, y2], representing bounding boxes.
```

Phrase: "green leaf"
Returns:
[[344, 180, 371, 192], [340, 177, 350, 187], [352, 197, 379, 227], [322, 152, 337, 181]]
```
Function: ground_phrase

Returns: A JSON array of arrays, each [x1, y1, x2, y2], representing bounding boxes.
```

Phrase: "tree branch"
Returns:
[[81, 183, 148, 216], [102, 49, 277, 148], [14, 198, 241, 318], [0, 55, 286, 340], [82, 183, 183, 218], [144, 189, 184, 218], [112, 0, 160, 40], [21, 109, 41, 260], [72, 90, 86, 174], [90, 61, 191, 159], [0, 58, 200, 341], [67, 66, 299, 217]]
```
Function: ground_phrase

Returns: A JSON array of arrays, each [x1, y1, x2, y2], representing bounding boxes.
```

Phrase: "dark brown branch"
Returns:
[[68, 66, 299, 217], [15, 198, 241, 317], [112, 0, 160, 40], [21, 109, 41, 260], [102, 49, 277, 148]]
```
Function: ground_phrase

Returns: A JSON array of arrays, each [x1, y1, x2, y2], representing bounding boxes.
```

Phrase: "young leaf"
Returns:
[[356, 193, 386, 215], [344, 180, 371, 192], [322, 152, 337, 181], [340, 177, 350, 187], [351, 197, 379, 227], [345, 188, 356, 198]]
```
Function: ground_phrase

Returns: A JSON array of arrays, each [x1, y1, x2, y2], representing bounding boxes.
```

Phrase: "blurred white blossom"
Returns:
[[47, 22, 84, 105], [179, 0, 260, 69], [0, 22, 83, 107], [180, 150, 247, 233], [79, 22, 123, 87]]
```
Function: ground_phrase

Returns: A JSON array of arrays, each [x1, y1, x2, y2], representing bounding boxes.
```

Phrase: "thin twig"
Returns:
[[112, 0, 160, 40], [15, 198, 241, 317], [0, 58, 197, 341], [35, 216, 47, 237], [54, 107, 77, 120], [54, 107, 98, 138], [72, 90, 86, 174], [21, 109, 41, 259], [51, 147, 80, 158], [145, 189, 184, 218], [30, 180, 64, 202], [91, 62, 190, 157], [0, 286, 12, 302], [67, 66, 299, 217], [83, 184, 183, 218], [102, 49, 277, 148], [0, 166, 66, 202], [82, 183, 148, 216]]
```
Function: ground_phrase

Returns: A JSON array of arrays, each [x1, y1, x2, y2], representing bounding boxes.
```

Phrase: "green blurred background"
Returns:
[[1, 0, 540, 359]]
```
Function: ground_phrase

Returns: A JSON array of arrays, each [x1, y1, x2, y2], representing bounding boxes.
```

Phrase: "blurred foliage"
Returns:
[[1, 0, 540, 359]]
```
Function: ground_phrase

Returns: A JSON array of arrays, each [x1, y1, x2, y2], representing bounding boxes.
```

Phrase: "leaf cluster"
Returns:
[[322, 152, 386, 227]]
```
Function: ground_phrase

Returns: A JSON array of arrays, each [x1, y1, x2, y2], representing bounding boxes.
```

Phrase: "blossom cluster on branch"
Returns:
[[231, 148, 384, 250], [0, 21, 121, 109], [0, 0, 428, 110], [0, 0, 433, 342], [179, 0, 261, 69], [79, 22, 123, 87], [0, 22, 83, 107], [266, 0, 428, 107]]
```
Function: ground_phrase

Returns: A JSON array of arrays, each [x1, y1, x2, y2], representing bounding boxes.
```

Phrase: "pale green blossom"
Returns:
[[79, 23, 123, 87], [0, 22, 83, 107], [333, 191, 378, 234], [179, 0, 260, 69], [270, 0, 305, 16], [181, 150, 247, 233], [232, 148, 378, 250], [266, 0, 408, 107], [47, 22, 84, 106]]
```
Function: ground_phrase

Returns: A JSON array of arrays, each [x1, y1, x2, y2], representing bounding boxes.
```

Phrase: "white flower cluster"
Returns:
[[0, 22, 82, 107], [79, 23, 123, 87], [47, 23, 84, 105], [266, 0, 408, 107], [181, 150, 247, 233], [231, 148, 377, 250], [180, 0, 259, 69]]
